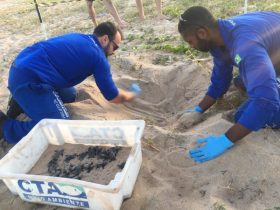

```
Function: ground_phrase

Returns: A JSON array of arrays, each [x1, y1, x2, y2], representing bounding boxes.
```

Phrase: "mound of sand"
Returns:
[[1, 1, 280, 210]]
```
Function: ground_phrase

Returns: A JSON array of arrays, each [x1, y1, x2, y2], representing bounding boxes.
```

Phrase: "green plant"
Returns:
[[264, 2, 280, 10], [163, 5, 182, 18], [213, 202, 226, 210], [154, 44, 193, 55], [126, 34, 144, 42], [146, 35, 177, 44], [152, 55, 173, 65]]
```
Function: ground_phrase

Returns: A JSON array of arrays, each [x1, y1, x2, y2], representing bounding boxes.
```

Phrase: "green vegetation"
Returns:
[[162, 0, 280, 19], [146, 35, 178, 44], [122, 0, 280, 60], [265, 207, 280, 210], [126, 34, 145, 42], [152, 55, 178, 65], [1, 0, 280, 61], [213, 202, 227, 210], [154, 44, 193, 54], [125, 32, 206, 59], [163, 5, 181, 18]]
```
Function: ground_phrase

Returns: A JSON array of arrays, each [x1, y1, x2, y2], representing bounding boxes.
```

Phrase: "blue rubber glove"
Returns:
[[185, 105, 203, 113], [189, 134, 234, 163], [130, 83, 141, 94]]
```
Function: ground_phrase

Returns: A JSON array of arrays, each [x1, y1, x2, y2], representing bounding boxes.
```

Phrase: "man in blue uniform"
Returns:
[[178, 6, 280, 163], [0, 21, 140, 144]]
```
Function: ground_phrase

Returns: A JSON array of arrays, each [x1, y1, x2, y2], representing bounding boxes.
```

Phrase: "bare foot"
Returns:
[[118, 20, 128, 29], [139, 15, 145, 21]]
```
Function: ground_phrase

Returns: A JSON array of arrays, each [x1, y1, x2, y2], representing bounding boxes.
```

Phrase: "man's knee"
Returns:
[[56, 87, 77, 103], [234, 100, 251, 123]]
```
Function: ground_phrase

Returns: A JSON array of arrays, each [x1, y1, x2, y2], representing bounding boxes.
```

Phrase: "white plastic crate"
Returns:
[[0, 119, 145, 210]]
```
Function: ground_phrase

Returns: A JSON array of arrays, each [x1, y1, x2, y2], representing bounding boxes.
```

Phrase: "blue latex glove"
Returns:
[[189, 134, 234, 163], [130, 83, 141, 94], [185, 105, 203, 113]]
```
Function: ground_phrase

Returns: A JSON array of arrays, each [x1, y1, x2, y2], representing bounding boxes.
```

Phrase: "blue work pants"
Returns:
[[3, 83, 76, 143]]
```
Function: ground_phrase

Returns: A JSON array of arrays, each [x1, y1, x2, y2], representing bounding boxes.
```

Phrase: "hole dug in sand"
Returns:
[[114, 59, 209, 126]]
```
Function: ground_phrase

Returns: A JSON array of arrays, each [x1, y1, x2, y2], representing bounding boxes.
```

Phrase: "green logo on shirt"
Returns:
[[234, 54, 242, 65]]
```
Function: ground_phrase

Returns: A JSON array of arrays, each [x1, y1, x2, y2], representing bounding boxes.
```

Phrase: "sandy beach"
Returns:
[[1, 0, 280, 209]]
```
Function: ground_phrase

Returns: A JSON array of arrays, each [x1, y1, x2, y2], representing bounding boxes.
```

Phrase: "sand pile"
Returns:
[[29, 144, 130, 185], [1, 1, 280, 210]]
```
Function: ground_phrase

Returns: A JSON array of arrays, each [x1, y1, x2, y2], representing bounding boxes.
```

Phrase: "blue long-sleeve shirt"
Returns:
[[206, 11, 280, 131], [8, 33, 118, 101]]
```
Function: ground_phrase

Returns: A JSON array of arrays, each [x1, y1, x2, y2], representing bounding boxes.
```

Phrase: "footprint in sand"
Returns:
[[167, 149, 194, 168]]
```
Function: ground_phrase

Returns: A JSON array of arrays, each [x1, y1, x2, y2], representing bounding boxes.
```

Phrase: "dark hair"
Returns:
[[93, 21, 123, 41], [178, 6, 216, 35]]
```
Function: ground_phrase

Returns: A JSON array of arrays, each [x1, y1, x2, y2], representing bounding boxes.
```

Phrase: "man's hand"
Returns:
[[123, 91, 136, 102], [189, 134, 234, 163], [110, 83, 141, 103], [177, 105, 203, 129]]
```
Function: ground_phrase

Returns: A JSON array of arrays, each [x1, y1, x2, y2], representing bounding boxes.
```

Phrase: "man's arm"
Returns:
[[190, 42, 280, 163], [225, 123, 251, 142], [86, 0, 98, 26], [198, 95, 216, 112], [206, 55, 233, 101], [178, 55, 232, 130], [187, 54, 233, 113]]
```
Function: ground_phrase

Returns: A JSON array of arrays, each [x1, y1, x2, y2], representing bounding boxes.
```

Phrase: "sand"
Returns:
[[1, 1, 280, 210], [29, 144, 131, 185]]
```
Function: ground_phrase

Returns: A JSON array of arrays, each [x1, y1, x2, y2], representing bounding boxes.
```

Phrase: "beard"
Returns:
[[103, 42, 111, 57], [195, 34, 212, 52]]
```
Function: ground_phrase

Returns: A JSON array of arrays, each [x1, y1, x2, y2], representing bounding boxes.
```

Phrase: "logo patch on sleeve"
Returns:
[[234, 54, 242, 65]]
